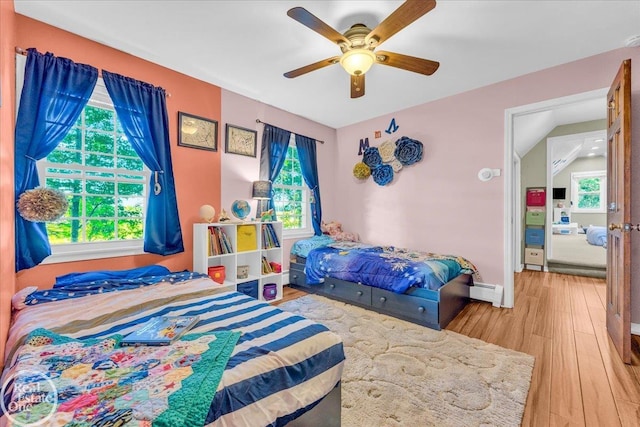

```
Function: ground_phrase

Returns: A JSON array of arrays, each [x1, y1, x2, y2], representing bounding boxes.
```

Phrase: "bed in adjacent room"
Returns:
[[1, 267, 344, 426], [547, 228, 607, 278], [289, 237, 477, 330]]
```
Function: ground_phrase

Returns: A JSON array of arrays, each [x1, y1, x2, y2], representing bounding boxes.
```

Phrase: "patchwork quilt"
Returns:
[[4, 328, 240, 426], [3, 276, 345, 427]]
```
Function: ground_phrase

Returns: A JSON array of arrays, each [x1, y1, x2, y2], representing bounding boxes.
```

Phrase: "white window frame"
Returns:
[[17, 54, 149, 263], [272, 136, 313, 239], [570, 170, 606, 214]]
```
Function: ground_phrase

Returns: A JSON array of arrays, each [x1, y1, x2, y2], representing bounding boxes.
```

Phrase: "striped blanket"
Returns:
[[2, 277, 345, 426]]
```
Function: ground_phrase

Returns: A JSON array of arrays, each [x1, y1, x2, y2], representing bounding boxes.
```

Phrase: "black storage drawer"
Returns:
[[290, 262, 305, 272], [289, 269, 310, 288], [371, 288, 439, 325], [289, 262, 311, 289], [323, 278, 371, 305], [237, 280, 259, 299]]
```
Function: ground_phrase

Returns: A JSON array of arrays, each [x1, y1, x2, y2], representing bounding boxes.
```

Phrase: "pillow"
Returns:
[[327, 241, 376, 250], [586, 226, 607, 248], [291, 235, 335, 258], [11, 286, 38, 310], [54, 265, 171, 288]]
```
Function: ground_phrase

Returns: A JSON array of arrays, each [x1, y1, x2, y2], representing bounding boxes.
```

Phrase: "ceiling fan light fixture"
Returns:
[[339, 49, 376, 76]]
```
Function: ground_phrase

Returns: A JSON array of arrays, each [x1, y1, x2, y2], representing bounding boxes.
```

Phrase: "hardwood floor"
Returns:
[[277, 270, 640, 426]]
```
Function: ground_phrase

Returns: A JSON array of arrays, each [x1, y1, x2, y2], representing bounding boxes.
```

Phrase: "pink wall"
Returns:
[[11, 15, 223, 289], [0, 0, 17, 368], [220, 89, 337, 271], [335, 48, 640, 319]]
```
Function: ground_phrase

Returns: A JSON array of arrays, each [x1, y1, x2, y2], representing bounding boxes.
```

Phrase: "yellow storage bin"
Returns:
[[237, 224, 257, 252]]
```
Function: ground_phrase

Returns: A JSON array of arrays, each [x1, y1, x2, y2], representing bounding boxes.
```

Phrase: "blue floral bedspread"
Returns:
[[305, 246, 478, 293]]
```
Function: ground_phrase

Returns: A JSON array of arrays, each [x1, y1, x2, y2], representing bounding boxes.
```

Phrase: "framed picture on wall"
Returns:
[[178, 112, 218, 151], [225, 124, 257, 157]]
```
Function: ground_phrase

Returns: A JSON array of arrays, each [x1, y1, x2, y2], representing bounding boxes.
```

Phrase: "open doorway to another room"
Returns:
[[545, 130, 607, 278], [504, 88, 608, 307]]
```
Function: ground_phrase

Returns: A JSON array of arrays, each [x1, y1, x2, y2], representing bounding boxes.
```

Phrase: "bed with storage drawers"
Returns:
[[288, 240, 476, 330]]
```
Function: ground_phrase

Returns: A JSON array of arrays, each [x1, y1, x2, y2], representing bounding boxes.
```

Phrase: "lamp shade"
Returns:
[[252, 181, 272, 200], [339, 49, 376, 76]]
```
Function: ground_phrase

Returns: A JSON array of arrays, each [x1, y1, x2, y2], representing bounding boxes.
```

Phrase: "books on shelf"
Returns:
[[261, 256, 273, 275], [121, 315, 199, 346], [208, 226, 233, 256], [261, 223, 280, 249]]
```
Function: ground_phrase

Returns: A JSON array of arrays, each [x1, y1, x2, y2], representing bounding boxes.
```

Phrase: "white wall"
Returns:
[[331, 47, 640, 323]]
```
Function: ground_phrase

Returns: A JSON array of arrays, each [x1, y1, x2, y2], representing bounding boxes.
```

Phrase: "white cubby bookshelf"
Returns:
[[193, 221, 283, 302]]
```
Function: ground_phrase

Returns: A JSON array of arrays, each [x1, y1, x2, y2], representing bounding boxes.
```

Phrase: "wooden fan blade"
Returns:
[[375, 51, 439, 75], [365, 0, 436, 46], [287, 7, 350, 45], [284, 56, 341, 78], [351, 74, 365, 98]]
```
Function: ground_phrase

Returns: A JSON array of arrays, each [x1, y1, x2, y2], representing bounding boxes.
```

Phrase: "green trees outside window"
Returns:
[[571, 170, 606, 213], [42, 104, 148, 244], [576, 177, 601, 209], [272, 145, 307, 230]]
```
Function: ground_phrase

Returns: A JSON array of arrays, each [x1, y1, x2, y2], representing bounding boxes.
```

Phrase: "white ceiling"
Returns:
[[13, 0, 640, 130], [514, 96, 607, 159]]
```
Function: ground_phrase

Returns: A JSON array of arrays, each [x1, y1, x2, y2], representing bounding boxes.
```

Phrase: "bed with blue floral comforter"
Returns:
[[305, 245, 479, 293]]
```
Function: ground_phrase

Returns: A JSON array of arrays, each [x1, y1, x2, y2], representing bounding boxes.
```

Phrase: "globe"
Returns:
[[231, 200, 251, 220]]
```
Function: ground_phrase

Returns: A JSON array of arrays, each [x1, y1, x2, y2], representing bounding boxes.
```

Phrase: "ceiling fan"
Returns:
[[283, 0, 440, 99]]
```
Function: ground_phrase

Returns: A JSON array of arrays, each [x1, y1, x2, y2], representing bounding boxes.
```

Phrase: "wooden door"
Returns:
[[606, 59, 632, 364]]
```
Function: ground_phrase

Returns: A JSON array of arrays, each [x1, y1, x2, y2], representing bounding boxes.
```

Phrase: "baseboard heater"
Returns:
[[470, 282, 503, 308]]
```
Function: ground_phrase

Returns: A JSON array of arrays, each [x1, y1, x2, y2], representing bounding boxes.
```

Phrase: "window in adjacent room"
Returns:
[[570, 170, 606, 213], [271, 136, 312, 238], [36, 80, 150, 263]]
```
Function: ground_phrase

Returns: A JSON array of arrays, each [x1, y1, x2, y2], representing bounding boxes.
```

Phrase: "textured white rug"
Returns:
[[279, 295, 534, 427]]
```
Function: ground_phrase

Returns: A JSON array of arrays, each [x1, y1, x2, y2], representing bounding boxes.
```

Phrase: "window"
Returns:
[[570, 170, 606, 213], [36, 81, 150, 263], [271, 137, 312, 237]]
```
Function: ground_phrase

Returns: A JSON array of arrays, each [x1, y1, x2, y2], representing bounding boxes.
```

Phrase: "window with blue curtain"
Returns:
[[259, 123, 322, 237], [14, 49, 98, 271], [14, 49, 183, 271]]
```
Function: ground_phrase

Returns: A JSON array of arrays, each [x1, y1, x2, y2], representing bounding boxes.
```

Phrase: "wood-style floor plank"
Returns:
[[574, 330, 621, 426], [532, 285, 553, 338], [522, 334, 552, 427], [550, 308, 585, 424], [279, 269, 640, 426]]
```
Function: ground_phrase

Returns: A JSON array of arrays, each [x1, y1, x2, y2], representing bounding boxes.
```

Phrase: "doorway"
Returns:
[[503, 88, 608, 308], [545, 130, 608, 278]]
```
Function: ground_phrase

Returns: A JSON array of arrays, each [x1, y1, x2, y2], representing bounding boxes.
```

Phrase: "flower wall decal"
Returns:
[[372, 164, 394, 186], [394, 136, 423, 165], [378, 140, 396, 163], [353, 162, 371, 180], [362, 146, 382, 168], [353, 135, 424, 186]]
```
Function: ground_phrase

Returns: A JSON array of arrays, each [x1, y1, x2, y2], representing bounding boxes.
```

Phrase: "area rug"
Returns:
[[279, 295, 534, 427]]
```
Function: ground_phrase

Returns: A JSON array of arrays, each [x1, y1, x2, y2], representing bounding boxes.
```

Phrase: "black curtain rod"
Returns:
[[255, 119, 324, 144], [15, 47, 172, 98]]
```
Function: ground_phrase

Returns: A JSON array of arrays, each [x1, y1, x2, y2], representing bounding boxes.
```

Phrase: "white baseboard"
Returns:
[[470, 282, 504, 308], [283, 271, 289, 286], [631, 323, 640, 336]]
